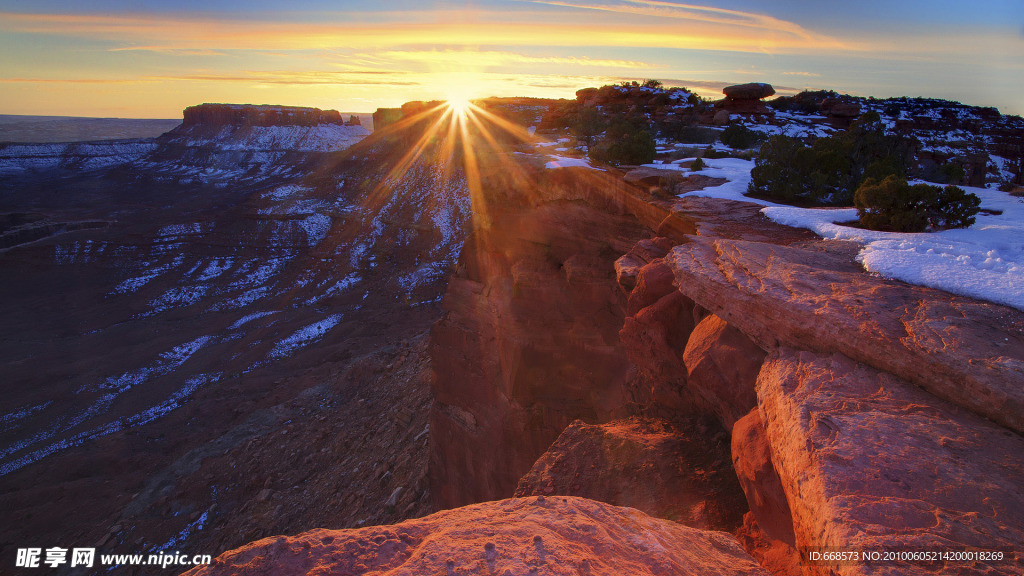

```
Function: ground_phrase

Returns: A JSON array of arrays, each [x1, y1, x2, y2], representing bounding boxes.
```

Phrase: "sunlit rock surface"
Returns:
[[668, 235, 1024, 433], [184, 497, 769, 576], [758, 349, 1024, 576]]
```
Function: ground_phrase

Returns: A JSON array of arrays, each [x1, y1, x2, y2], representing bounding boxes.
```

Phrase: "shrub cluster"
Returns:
[[719, 124, 765, 149], [748, 112, 917, 205], [854, 175, 981, 232], [589, 117, 656, 165]]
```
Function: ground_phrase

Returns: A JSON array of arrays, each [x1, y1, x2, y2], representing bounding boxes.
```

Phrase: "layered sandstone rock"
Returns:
[[668, 235, 1024, 433], [619, 265, 697, 414], [757, 349, 1024, 575], [514, 418, 747, 530], [730, 409, 794, 546], [614, 237, 675, 293], [663, 198, 817, 244], [683, 314, 765, 430], [181, 104, 344, 127], [184, 497, 769, 576]]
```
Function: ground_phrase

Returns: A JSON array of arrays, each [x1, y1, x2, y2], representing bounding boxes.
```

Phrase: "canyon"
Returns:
[[2, 92, 1022, 576]]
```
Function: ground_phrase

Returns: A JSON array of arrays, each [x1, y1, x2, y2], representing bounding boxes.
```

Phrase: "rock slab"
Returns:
[[757, 348, 1024, 576], [723, 83, 776, 100], [184, 497, 769, 576], [683, 314, 765, 430], [515, 417, 747, 530], [668, 235, 1024, 434]]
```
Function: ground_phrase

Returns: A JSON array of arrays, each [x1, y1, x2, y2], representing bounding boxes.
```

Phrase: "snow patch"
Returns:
[[228, 311, 278, 330], [544, 155, 600, 170], [762, 184, 1024, 310], [268, 314, 343, 359]]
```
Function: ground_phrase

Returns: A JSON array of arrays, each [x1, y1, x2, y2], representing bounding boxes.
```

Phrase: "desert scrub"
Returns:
[[719, 124, 764, 149], [854, 175, 981, 232], [749, 112, 917, 205], [589, 116, 656, 166]]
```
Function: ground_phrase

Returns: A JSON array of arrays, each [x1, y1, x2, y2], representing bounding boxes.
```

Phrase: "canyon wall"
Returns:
[[427, 163, 1024, 574], [427, 161, 657, 507], [181, 104, 345, 128]]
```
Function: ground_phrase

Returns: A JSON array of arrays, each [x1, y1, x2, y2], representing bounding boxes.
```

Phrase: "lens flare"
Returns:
[[447, 95, 473, 119]]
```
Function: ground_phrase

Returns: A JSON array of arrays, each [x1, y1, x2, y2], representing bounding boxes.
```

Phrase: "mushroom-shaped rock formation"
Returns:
[[723, 83, 776, 100]]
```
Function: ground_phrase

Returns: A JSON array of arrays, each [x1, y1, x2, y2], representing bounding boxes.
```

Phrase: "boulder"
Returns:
[[820, 98, 861, 118], [184, 497, 769, 576], [758, 348, 1024, 576], [627, 260, 677, 316], [668, 235, 1024, 434], [718, 98, 771, 115], [514, 417, 747, 530], [683, 314, 765, 430], [734, 513, 802, 576], [619, 291, 697, 412], [723, 83, 776, 100], [730, 408, 794, 545], [614, 237, 676, 293]]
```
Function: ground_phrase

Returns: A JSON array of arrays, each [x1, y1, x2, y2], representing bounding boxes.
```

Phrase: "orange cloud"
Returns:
[[528, 0, 825, 41], [0, 10, 852, 55], [378, 50, 652, 70]]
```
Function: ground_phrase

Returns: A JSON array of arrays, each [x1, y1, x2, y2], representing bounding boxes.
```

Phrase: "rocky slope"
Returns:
[[0, 104, 464, 570], [183, 497, 768, 576]]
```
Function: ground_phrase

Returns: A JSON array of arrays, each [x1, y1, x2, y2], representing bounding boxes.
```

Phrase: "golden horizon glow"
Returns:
[[1, 5, 1021, 117]]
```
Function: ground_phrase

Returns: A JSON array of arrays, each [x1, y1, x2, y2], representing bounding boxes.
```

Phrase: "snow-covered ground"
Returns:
[[545, 155, 601, 170], [178, 124, 370, 152], [0, 140, 159, 174], [678, 159, 1024, 311]]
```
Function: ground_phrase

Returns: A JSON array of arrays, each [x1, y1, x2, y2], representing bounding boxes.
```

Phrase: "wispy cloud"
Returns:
[[2, 71, 420, 87], [379, 49, 651, 70], [168, 70, 419, 86], [528, 0, 823, 40], [107, 47, 229, 56], [0, 77, 157, 84], [0, 9, 852, 55]]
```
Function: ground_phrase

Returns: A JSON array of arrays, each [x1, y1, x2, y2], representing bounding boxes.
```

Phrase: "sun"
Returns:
[[437, 72, 479, 119], [446, 94, 473, 118]]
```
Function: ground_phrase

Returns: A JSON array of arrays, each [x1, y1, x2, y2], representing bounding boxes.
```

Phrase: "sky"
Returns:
[[1, 0, 1021, 117]]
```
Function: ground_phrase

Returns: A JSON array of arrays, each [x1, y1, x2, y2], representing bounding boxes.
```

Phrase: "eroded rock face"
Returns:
[[620, 290, 697, 414], [514, 417, 747, 531], [730, 408, 794, 546], [626, 259, 678, 316], [181, 104, 344, 127], [614, 237, 675, 293], [668, 235, 1024, 434], [683, 314, 765, 430], [429, 160, 652, 509], [664, 198, 817, 244], [184, 497, 768, 576], [758, 349, 1024, 576]]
